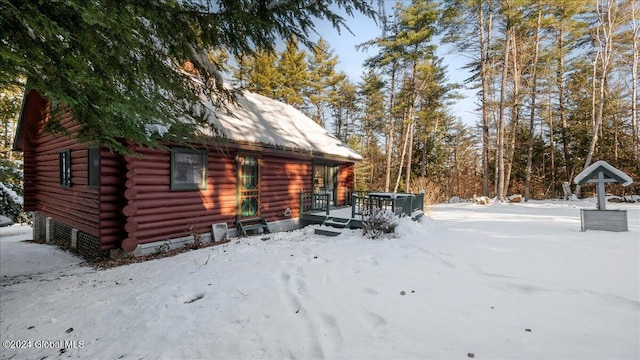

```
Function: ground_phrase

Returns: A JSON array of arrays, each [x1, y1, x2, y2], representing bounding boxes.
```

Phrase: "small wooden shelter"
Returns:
[[574, 160, 633, 232], [13, 89, 361, 257]]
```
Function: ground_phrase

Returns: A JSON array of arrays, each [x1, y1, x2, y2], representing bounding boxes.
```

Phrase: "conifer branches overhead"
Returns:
[[0, 0, 375, 152]]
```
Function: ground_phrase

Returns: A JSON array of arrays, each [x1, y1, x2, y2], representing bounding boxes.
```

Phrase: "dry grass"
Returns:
[[410, 178, 446, 216]]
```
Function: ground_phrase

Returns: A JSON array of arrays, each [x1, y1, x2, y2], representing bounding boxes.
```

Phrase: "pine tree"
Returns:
[[245, 49, 283, 100], [307, 38, 342, 126], [0, 84, 22, 160], [276, 37, 309, 107], [393, 0, 440, 193], [0, 0, 375, 153], [329, 74, 358, 141], [358, 70, 386, 189]]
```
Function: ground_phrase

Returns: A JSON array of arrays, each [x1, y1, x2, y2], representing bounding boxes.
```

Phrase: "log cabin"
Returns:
[[13, 89, 361, 258]]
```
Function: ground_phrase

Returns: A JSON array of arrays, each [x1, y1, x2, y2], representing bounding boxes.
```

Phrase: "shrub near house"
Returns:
[[0, 159, 30, 225]]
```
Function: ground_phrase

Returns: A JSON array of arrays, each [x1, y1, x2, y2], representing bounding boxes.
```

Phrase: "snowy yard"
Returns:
[[1, 199, 638, 360]]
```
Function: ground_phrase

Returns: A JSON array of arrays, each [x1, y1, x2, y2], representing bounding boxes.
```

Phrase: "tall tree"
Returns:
[[329, 75, 358, 141], [0, 84, 22, 159], [357, 70, 386, 189], [548, 0, 590, 186], [276, 36, 309, 107], [0, 0, 375, 152], [440, 0, 497, 197], [359, 6, 402, 192], [624, 0, 640, 165], [393, 0, 440, 193], [242, 49, 283, 99], [307, 38, 342, 126], [524, 2, 544, 201], [579, 0, 625, 198]]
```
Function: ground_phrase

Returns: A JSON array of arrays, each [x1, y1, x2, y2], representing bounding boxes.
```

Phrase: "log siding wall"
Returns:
[[260, 156, 313, 220], [98, 150, 127, 250], [121, 146, 238, 251], [121, 146, 355, 251], [338, 163, 355, 205], [18, 91, 358, 254], [28, 110, 102, 238]]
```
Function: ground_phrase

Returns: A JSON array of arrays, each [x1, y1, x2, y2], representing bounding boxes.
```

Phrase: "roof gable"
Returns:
[[13, 89, 48, 151], [574, 160, 633, 186]]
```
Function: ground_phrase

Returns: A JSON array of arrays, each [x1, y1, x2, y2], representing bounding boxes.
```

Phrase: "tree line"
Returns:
[[219, 0, 639, 201], [440, 0, 639, 200]]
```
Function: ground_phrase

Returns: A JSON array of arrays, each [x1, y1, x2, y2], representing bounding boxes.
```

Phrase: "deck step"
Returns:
[[322, 217, 351, 228], [236, 218, 269, 237], [314, 228, 342, 237]]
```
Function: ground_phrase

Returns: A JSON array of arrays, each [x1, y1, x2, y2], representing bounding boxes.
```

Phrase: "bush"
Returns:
[[361, 207, 398, 239]]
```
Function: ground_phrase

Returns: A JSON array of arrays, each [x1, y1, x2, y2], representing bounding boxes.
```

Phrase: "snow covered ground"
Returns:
[[1, 199, 638, 360]]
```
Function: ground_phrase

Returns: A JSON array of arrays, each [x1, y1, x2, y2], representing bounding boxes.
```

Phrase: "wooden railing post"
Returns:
[[351, 193, 357, 218], [325, 193, 330, 216]]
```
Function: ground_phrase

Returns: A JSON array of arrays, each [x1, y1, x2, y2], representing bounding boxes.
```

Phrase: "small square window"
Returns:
[[88, 148, 100, 188], [171, 148, 208, 190], [59, 150, 71, 187]]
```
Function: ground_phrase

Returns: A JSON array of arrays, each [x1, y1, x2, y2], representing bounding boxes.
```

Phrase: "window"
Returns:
[[170, 148, 207, 190], [87, 148, 100, 188], [59, 150, 71, 187]]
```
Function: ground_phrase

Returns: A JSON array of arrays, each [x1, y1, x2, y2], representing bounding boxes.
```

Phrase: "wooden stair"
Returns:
[[322, 217, 352, 228], [236, 218, 269, 237], [314, 228, 342, 237], [314, 216, 353, 237]]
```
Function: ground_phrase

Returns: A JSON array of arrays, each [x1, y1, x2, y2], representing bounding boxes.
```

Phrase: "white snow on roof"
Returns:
[[199, 91, 362, 161], [574, 160, 633, 186]]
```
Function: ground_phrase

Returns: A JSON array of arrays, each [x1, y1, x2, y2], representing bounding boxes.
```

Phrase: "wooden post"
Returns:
[[597, 171, 606, 210], [299, 190, 304, 214], [325, 193, 330, 216], [351, 193, 357, 219]]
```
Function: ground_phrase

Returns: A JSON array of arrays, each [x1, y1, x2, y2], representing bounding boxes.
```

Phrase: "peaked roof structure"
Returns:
[[201, 91, 362, 162], [14, 88, 362, 162], [574, 160, 633, 186]]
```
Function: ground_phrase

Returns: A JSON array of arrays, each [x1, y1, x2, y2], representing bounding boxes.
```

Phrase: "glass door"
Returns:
[[238, 155, 260, 219], [313, 163, 337, 206]]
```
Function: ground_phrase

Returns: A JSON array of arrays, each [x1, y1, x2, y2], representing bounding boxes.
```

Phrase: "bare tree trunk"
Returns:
[[405, 107, 414, 193], [548, 92, 556, 198], [580, 0, 617, 197], [557, 23, 573, 184], [394, 110, 410, 193], [632, 0, 640, 165], [479, 0, 493, 197], [525, 6, 542, 201], [385, 63, 397, 192], [584, 0, 616, 170], [497, 24, 511, 202], [505, 30, 520, 197]]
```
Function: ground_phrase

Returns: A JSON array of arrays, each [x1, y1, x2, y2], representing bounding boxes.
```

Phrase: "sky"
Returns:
[[310, 2, 480, 127]]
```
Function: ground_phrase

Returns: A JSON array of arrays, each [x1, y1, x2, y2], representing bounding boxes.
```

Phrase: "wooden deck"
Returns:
[[299, 191, 424, 230]]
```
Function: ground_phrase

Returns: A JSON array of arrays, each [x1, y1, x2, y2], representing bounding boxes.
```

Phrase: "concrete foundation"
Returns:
[[116, 217, 303, 258]]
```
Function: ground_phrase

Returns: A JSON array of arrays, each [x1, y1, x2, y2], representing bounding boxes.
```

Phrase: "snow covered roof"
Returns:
[[574, 160, 633, 186], [199, 91, 362, 162]]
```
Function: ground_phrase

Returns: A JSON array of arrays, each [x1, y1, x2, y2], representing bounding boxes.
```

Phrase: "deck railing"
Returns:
[[300, 190, 424, 219], [300, 191, 331, 215], [351, 192, 424, 218]]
